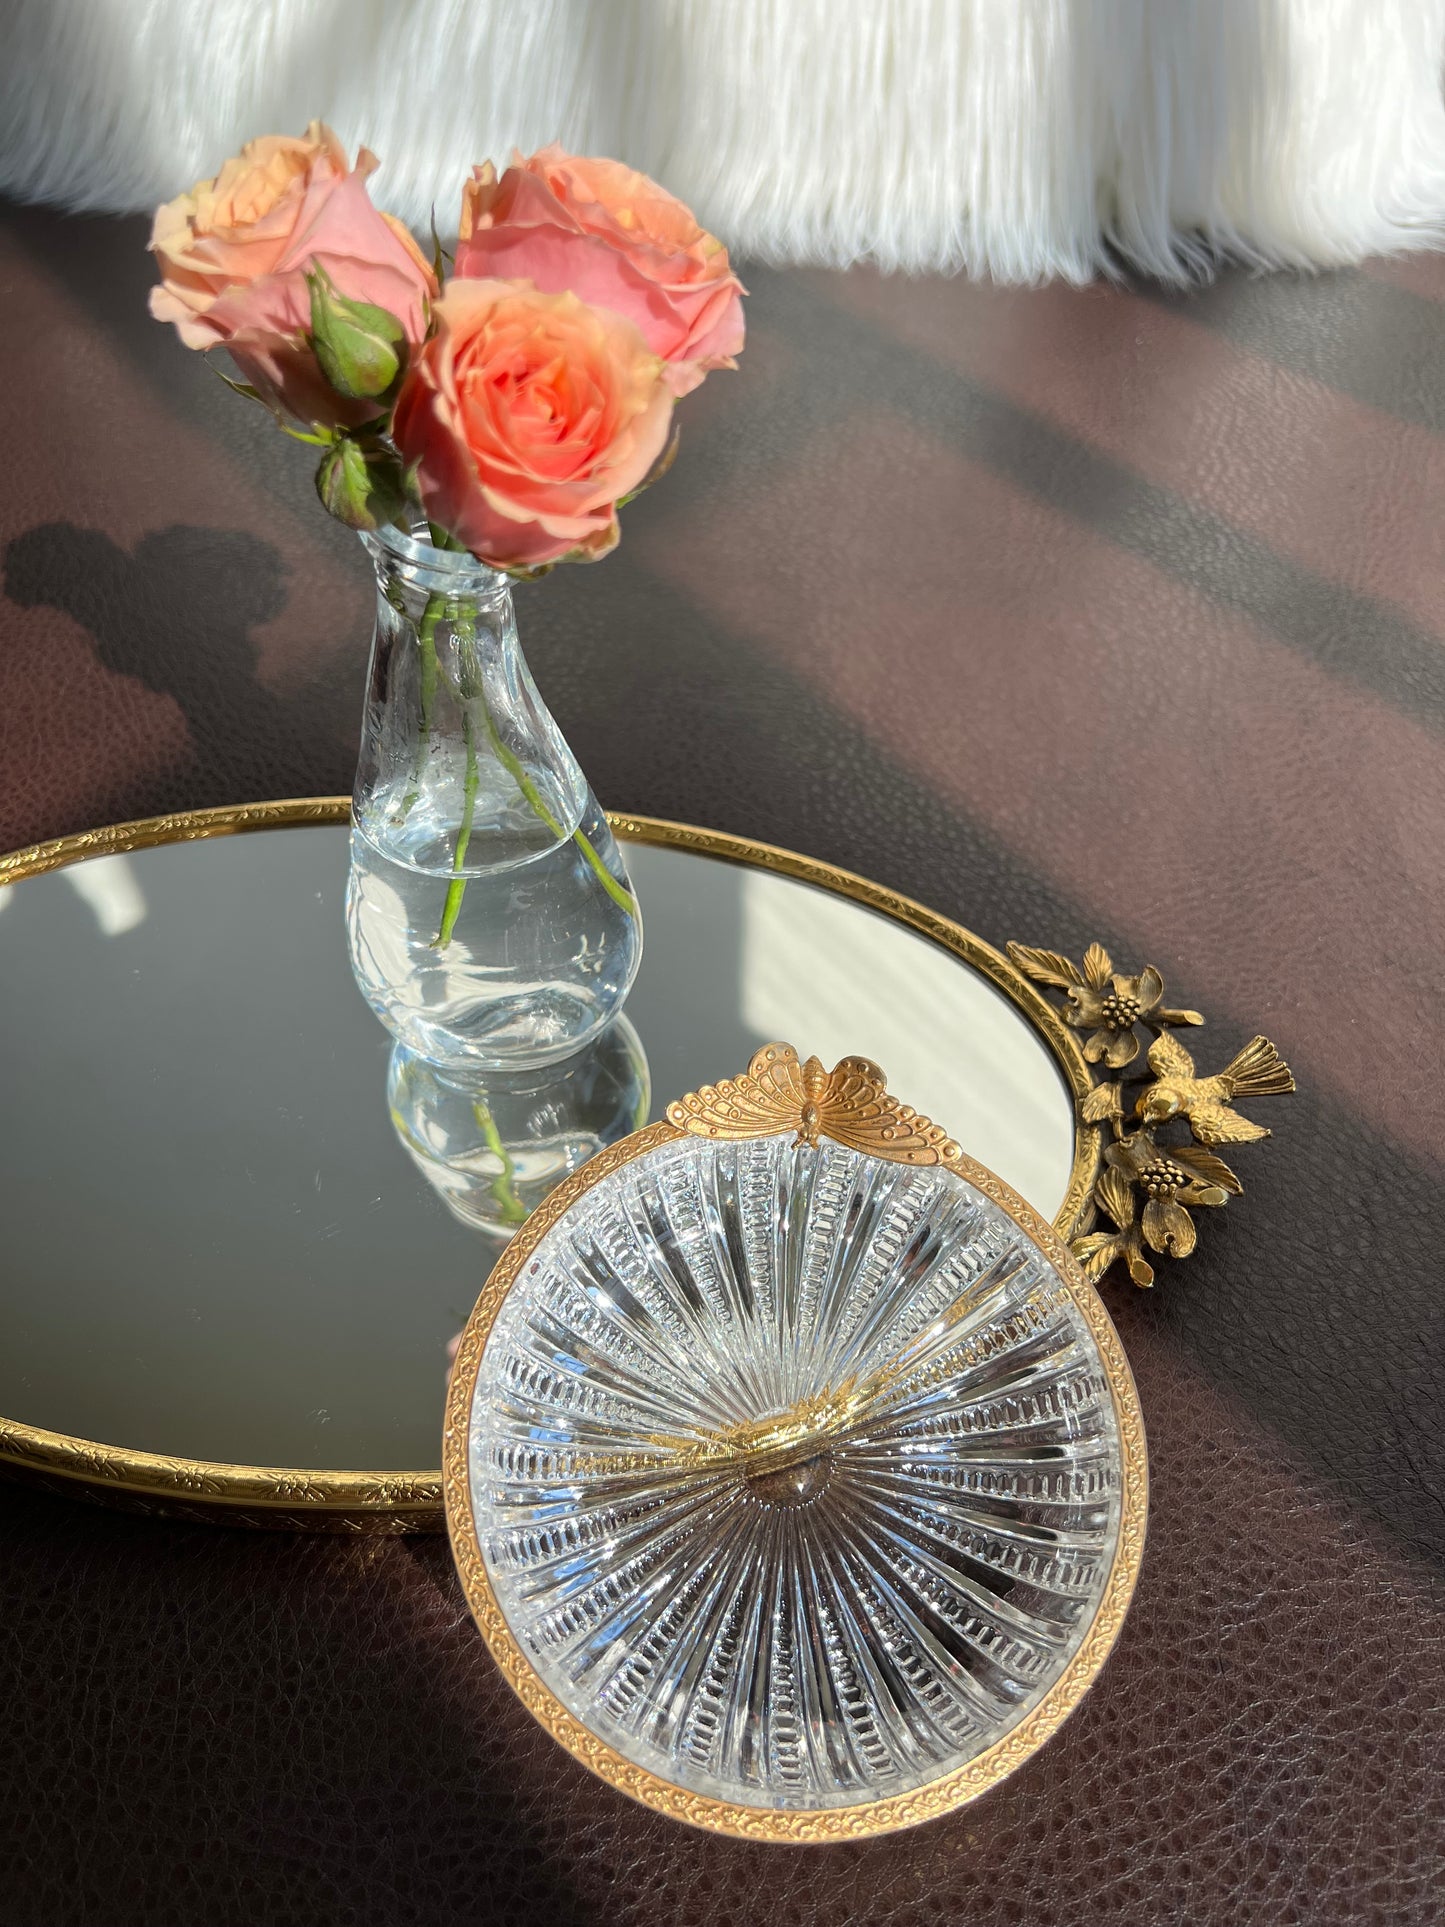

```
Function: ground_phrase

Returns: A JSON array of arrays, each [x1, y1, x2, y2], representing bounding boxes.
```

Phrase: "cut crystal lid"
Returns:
[[444, 1045, 1146, 1840]]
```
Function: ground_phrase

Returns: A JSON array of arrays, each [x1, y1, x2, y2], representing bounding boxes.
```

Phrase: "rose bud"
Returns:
[[315, 436, 410, 531], [307, 266, 408, 403]]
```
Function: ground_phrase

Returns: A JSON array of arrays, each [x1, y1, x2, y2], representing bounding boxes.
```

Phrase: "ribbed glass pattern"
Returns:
[[469, 1135, 1121, 1811]]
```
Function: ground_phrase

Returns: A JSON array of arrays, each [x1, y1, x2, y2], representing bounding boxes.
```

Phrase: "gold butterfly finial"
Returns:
[[665, 1043, 963, 1167], [797, 1054, 828, 1146]]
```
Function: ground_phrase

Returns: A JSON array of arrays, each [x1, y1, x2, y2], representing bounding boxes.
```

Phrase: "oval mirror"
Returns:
[[0, 804, 1096, 1528]]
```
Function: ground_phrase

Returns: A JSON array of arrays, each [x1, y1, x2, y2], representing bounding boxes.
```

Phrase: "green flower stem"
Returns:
[[398, 590, 444, 821], [417, 524, 638, 944], [472, 1095, 528, 1226], [419, 598, 441, 739], [430, 683, 638, 948], [433, 712, 478, 948], [480, 703, 639, 918]]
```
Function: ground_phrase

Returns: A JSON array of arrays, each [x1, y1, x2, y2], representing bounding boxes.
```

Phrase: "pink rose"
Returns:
[[391, 279, 673, 570], [149, 121, 436, 426], [455, 146, 744, 396]]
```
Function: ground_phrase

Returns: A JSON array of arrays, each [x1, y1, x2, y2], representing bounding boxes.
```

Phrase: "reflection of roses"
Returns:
[[148, 121, 435, 426], [391, 279, 673, 571], [456, 146, 744, 396]]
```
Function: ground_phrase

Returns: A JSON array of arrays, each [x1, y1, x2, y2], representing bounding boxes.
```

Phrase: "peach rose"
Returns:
[[455, 146, 744, 397], [391, 279, 674, 570], [149, 121, 435, 426]]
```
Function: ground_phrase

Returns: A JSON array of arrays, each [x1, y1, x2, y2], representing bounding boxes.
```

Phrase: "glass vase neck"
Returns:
[[361, 523, 511, 604]]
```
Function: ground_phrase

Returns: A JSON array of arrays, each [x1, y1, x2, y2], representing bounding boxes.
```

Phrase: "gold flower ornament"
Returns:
[[1059, 944, 1203, 1068], [1009, 941, 1293, 1287]]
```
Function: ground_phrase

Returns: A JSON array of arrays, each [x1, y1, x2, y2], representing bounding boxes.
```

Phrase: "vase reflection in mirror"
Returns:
[[389, 1014, 651, 1240], [347, 524, 643, 1070]]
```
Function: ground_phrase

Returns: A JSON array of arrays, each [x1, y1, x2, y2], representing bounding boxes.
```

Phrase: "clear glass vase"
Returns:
[[346, 525, 642, 1069], [387, 1014, 650, 1239]]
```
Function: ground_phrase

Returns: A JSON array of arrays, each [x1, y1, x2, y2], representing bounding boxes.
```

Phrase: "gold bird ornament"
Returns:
[[1008, 937, 1294, 1286], [1135, 1032, 1295, 1144]]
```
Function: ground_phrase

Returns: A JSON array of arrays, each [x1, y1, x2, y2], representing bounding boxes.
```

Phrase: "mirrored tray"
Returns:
[[0, 803, 1098, 1529], [445, 1046, 1145, 1839]]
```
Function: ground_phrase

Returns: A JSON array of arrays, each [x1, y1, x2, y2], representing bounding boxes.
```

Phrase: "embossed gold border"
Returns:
[[0, 800, 1101, 1531], [443, 1113, 1146, 1841]]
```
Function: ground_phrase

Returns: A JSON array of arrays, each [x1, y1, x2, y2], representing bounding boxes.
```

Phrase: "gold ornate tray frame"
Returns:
[[444, 1044, 1146, 1841], [0, 800, 1099, 1532]]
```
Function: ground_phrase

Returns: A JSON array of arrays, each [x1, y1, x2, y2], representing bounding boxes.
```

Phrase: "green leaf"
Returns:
[[428, 205, 452, 284], [618, 422, 681, 508], [206, 361, 267, 406]]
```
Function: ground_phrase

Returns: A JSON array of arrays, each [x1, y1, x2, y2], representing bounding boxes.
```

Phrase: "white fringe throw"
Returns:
[[3, 0, 1444, 282]]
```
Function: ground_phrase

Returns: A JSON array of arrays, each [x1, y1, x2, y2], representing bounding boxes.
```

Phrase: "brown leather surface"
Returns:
[[2, 196, 1443, 1924]]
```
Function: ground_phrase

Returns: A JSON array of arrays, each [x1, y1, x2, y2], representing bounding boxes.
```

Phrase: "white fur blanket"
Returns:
[[4, 0, 1444, 281]]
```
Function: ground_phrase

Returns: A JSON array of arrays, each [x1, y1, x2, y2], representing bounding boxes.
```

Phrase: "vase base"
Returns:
[[387, 1019, 651, 1238], [346, 811, 642, 1071]]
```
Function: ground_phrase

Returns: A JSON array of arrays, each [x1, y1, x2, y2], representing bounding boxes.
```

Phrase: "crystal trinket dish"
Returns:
[[444, 1045, 1147, 1840]]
